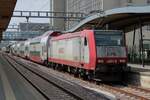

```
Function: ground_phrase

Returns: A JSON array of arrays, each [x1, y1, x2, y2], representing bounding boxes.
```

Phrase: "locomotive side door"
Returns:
[[80, 37, 84, 65], [80, 36, 90, 65]]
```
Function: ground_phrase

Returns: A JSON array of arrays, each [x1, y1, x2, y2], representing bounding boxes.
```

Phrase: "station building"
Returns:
[[49, 0, 66, 30]]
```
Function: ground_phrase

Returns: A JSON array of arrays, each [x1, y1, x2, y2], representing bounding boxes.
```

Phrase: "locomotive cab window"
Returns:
[[94, 30, 126, 58], [94, 31, 124, 46]]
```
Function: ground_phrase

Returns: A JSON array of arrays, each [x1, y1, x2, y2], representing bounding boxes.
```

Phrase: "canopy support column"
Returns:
[[132, 26, 136, 62], [139, 18, 144, 67], [0, 31, 2, 43]]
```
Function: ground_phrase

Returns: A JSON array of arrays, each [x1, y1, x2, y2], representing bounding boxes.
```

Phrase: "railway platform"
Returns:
[[126, 63, 150, 88], [128, 63, 150, 74], [0, 54, 46, 100]]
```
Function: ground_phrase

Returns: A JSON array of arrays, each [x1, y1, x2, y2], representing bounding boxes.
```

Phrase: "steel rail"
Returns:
[[100, 83, 149, 100]]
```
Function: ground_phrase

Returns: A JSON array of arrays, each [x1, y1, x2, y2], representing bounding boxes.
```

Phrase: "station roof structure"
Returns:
[[67, 6, 150, 33], [0, 0, 17, 39]]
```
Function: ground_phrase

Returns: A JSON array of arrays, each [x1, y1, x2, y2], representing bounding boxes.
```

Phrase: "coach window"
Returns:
[[84, 37, 87, 46]]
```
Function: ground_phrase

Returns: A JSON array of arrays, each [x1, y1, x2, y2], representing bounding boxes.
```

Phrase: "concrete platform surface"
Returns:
[[0, 54, 46, 100], [127, 63, 150, 88], [128, 63, 150, 73]]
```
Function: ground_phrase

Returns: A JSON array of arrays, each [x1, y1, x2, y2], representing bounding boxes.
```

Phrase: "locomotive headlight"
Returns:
[[98, 59, 104, 63], [120, 59, 126, 63]]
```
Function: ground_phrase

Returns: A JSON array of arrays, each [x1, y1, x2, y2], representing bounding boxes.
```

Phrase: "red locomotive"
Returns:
[[11, 30, 127, 81], [48, 30, 127, 81]]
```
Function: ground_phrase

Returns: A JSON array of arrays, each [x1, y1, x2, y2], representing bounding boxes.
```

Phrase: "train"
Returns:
[[9, 29, 127, 81], [1, 45, 11, 53]]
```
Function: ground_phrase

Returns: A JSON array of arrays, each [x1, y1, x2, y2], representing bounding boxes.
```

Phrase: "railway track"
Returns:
[[4, 54, 108, 100], [121, 85, 150, 99], [71, 76, 150, 100], [98, 83, 150, 100], [4, 55, 79, 100], [3, 53, 150, 100]]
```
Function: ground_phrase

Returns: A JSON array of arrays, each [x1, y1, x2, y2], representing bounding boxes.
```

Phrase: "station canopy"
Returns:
[[67, 6, 150, 33], [0, 0, 17, 39]]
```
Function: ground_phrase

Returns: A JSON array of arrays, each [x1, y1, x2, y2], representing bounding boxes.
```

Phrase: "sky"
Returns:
[[9, 0, 50, 25]]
